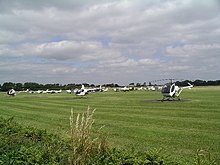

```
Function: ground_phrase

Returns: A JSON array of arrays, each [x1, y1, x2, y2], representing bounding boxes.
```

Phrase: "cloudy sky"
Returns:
[[0, 0, 220, 85]]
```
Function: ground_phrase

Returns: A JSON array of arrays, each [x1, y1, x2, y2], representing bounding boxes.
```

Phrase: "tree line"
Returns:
[[0, 82, 120, 92], [175, 80, 220, 86], [0, 80, 219, 91]]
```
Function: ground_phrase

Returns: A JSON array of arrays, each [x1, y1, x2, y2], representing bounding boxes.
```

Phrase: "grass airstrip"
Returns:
[[0, 86, 220, 164]]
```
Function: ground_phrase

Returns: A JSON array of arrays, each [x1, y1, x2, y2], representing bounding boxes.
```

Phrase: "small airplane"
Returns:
[[18, 89, 30, 93], [7, 89, 16, 96], [147, 86, 156, 91], [34, 90, 43, 94], [50, 89, 62, 94], [66, 89, 72, 94], [161, 80, 193, 101], [113, 86, 131, 92], [42, 89, 62, 94]]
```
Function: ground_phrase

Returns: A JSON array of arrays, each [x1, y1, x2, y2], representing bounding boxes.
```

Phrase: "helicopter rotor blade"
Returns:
[[149, 78, 183, 85]]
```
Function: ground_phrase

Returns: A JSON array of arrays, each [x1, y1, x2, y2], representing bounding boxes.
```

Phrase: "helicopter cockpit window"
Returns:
[[162, 83, 171, 93]]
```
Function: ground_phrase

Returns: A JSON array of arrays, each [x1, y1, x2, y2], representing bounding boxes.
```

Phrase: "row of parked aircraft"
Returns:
[[7, 80, 194, 101], [18, 89, 62, 94], [8, 85, 108, 96], [112, 86, 163, 92]]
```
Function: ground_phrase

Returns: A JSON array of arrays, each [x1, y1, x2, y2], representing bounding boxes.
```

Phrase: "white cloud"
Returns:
[[35, 40, 124, 62], [0, 0, 219, 84], [165, 43, 220, 57]]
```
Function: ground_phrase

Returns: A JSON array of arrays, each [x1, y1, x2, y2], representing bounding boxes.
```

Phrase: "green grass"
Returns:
[[0, 87, 220, 164]]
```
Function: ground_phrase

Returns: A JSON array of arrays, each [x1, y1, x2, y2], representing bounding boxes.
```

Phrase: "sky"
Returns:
[[0, 0, 220, 85]]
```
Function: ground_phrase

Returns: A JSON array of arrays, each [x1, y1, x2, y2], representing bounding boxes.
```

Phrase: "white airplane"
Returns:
[[103, 88, 109, 92], [66, 89, 72, 94], [147, 86, 156, 91], [34, 90, 43, 94], [51, 89, 62, 94], [66, 88, 79, 94], [42, 89, 62, 94], [136, 87, 146, 91], [113, 86, 131, 92], [42, 89, 49, 94], [18, 89, 30, 93]]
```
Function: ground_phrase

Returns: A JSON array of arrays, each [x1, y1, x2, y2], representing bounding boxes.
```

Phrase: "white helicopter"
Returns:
[[150, 79, 193, 101], [68, 84, 106, 96], [75, 85, 88, 96], [7, 89, 16, 96], [161, 79, 193, 101]]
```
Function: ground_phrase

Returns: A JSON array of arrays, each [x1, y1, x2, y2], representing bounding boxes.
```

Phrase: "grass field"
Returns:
[[0, 86, 220, 164]]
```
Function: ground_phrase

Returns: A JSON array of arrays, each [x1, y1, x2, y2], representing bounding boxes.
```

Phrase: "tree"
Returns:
[[15, 83, 23, 91], [24, 82, 40, 90], [1, 82, 15, 91], [194, 80, 206, 86]]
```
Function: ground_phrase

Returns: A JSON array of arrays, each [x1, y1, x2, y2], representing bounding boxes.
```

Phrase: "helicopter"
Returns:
[[150, 79, 193, 101], [7, 89, 16, 96]]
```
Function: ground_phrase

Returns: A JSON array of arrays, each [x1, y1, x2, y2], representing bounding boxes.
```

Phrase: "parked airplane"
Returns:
[[42, 89, 62, 94], [18, 89, 30, 93], [147, 86, 156, 91], [66, 89, 72, 94], [113, 86, 131, 92], [34, 90, 43, 94], [50, 89, 62, 94]]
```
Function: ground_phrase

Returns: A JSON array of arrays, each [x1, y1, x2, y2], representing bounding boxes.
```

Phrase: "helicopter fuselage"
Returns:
[[161, 82, 193, 101], [161, 83, 182, 100]]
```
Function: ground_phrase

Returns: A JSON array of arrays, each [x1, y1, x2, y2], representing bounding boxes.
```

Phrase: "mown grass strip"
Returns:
[[0, 87, 220, 164]]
